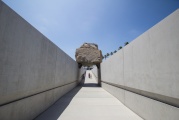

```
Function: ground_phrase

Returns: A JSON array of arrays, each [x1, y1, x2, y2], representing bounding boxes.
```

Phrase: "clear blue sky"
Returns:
[[2, 0, 179, 60]]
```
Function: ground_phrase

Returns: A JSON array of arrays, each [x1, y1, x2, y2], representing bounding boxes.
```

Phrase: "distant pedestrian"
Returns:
[[88, 73, 90, 78]]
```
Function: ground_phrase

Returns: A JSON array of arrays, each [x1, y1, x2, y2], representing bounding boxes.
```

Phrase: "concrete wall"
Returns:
[[101, 9, 179, 120], [91, 66, 98, 80], [0, 2, 85, 120]]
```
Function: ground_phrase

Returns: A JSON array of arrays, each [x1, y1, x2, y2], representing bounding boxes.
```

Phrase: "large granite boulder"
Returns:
[[75, 43, 102, 67]]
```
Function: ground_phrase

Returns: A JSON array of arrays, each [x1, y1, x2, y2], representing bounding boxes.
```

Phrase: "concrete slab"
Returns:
[[35, 70, 143, 120]]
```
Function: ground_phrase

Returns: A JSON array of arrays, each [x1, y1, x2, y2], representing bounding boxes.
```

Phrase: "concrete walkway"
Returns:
[[35, 70, 143, 120]]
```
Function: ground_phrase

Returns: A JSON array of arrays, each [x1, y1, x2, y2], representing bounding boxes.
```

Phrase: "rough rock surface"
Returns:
[[75, 43, 102, 66]]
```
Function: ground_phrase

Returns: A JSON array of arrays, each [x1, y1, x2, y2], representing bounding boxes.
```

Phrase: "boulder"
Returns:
[[75, 43, 102, 66]]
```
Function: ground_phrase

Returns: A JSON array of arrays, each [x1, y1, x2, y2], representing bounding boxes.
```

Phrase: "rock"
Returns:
[[75, 43, 102, 66]]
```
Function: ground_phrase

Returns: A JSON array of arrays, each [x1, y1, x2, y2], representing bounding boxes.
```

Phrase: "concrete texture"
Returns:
[[102, 82, 179, 120], [35, 70, 143, 120], [91, 66, 98, 80], [0, 82, 77, 120], [0, 1, 85, 120], [101, 9, 179, 120], [1, 1, 179, 119]]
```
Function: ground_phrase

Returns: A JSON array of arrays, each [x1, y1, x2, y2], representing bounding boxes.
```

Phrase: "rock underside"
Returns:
[[75, 43, 102, 67]]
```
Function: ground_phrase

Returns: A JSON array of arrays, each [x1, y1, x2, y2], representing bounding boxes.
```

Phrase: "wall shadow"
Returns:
[[79, 76, 99, 87], [34, 74, 100, 120], [34, 84, 82, 120], [82, 83, 100, 87]]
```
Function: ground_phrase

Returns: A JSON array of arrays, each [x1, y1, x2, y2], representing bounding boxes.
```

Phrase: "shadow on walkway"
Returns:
[[82, 83, 99, 87], [34, 77, 99, 120], [79, 77, 99, 87], [34, 86, 82, 120]]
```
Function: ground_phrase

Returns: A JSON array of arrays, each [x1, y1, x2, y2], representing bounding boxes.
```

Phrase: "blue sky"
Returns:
[[2, 0, 179, 60]]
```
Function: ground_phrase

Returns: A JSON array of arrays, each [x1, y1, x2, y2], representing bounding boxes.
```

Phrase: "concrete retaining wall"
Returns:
[[101, 9, 179, 120], [91, 66, 98, 80], [0, 2, 85, 120]]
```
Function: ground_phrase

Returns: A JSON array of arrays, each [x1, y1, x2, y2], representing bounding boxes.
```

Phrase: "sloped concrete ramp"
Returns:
[[35, 71, 143, 120]]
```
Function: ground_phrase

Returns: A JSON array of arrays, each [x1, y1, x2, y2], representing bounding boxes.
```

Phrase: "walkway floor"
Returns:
[[35, 70, 143, 120]]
